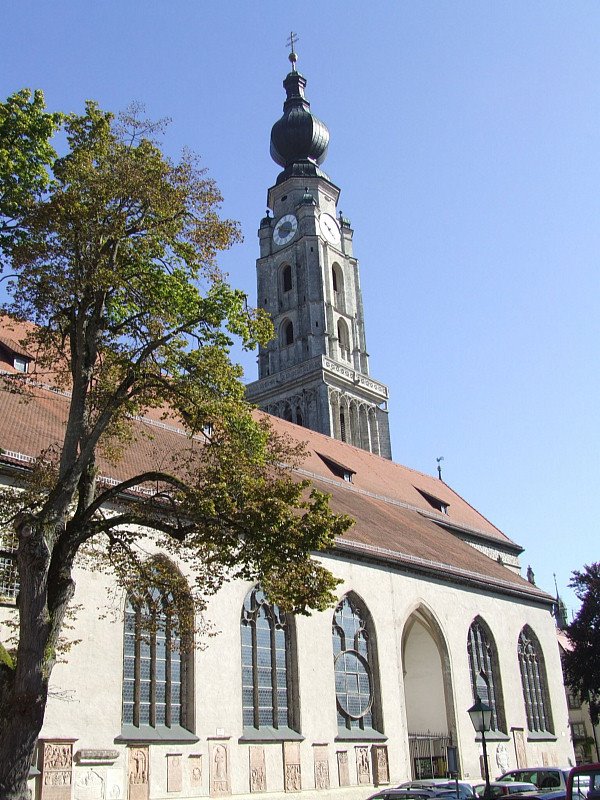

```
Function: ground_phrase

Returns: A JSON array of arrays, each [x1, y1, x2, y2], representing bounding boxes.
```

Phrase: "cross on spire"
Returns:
[[286, 31, 299, 70]]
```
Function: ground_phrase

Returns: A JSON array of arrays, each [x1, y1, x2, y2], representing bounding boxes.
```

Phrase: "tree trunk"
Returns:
[[0, 516, 73, 800]]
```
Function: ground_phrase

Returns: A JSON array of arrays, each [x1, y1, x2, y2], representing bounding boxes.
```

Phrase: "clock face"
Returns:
[[273, 214, 298, 246], [319, 213, 341, 245]]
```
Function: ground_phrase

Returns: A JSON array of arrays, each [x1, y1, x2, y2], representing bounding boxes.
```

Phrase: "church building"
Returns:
[[0, 49, 573, 800]]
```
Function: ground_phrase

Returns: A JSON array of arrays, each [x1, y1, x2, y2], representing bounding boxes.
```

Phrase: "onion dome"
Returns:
[[270, 54, 330, 185]]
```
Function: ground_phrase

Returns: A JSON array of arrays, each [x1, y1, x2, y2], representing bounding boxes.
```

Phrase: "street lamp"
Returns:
[[468, 696, 492, 800]]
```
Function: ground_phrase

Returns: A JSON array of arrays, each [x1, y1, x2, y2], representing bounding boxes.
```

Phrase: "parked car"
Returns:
[[473, 781, 537, 798], [496, 770, 572, 792], [435, 781, 478, 799], [566, 763, 600, 800], [368, 789, 464, 800], [517, 789, 587, 800], [397, 780, 476, 799]]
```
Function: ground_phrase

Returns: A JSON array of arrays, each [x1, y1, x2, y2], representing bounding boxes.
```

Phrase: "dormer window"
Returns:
[[13, 356, 29, 373], [316, 452, 355, 483], [415, 488, 449, 515]]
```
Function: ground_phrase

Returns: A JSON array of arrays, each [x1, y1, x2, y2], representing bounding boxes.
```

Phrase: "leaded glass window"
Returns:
[[332, 594, 381, 732], [518, 626, 553, 734], [241, 586, 296, 731], [467, 619, 505, 733], [122, 578, 190, 731]]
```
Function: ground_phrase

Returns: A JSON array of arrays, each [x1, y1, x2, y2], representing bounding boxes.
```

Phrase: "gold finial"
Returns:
[[286, 31, 299, 71]]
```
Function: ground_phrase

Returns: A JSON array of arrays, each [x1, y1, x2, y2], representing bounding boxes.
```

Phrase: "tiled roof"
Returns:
[[0, 319, 550, 605]]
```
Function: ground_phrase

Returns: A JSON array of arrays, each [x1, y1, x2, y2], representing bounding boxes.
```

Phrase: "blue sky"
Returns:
[[3, 2, 598, 615]]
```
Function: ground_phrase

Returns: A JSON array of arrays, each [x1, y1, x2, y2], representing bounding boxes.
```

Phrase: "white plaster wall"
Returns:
[[1, 546, 573, 800]]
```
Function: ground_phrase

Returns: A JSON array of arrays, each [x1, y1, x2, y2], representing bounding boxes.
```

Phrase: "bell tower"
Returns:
[[246, 45, 391, 459]]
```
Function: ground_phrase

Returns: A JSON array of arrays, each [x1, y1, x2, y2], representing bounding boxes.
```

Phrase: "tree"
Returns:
[[0, 97, 350, 799], [563, 563, 600, 726], [0, 89, 63, 252]]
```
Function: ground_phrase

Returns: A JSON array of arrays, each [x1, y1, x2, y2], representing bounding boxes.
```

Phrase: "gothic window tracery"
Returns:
[[122, 561, 193, 731], [517, 626, 553, 734], [332, 594, 382, 733], [241, 586, 298, 731], [467, 619, 505, 733]]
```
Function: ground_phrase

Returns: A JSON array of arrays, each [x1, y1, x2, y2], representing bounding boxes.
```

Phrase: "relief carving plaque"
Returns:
[[189, 755, 203, 790], [106, 767, 124, 799], [283, 741, 301, 792], [372, 745, 389, 785], [128, 746, 149, 800], [337, 751, 350, 787], [249, 746, 266, 792], [41, 741, 74, 800], [356, 746, 370, 785], [74, 768, 105, 800], [167, 754, 183, 793], [209, 742, 230, 796], [313, 745, 329, 790]]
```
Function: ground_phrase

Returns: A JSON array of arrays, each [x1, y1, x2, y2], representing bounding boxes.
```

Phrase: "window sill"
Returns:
[[475, 732, 511, 742], [239, 727, 304, 743], [335, 729, 387, 742], [116, 725, 199, 744], [526, 731, 557, 742]]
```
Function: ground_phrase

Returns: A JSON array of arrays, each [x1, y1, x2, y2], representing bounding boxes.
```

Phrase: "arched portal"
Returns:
[[402, 606, 457, 780]]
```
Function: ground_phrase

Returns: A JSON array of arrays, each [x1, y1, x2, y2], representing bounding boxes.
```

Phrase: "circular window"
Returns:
[[334, 649, 373, 719]]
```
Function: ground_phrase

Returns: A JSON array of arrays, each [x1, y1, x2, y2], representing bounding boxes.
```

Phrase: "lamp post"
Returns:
[[468, 697, 492, 800]]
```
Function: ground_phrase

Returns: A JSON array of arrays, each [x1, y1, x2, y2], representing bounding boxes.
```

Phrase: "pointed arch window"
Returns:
[[332, 594, 383, 734], [331, 263, 345, 309], [282, 264, 293, 293], [282, 320, 294, 347], [241, 586, 298, 733], [467, 619, 505, 733], [518, 626, 553, 734], [337, 318, 350, 362], [122, 564, 193, 735]]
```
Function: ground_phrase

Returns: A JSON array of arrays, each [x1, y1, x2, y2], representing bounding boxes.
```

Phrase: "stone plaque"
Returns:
[[128, 746, 149, 800], [40, 741, 74, 800], [106, 768, 124, 799], [372, 745, 389, 785], [189, 755, 203, 789], [249, 746, 266, 792], [313, 745, 329, 790], [167, 754, 183, 793], [337, 751, 350, 787], [74, 768, 105, 800], [76, 750, 119, 765], [356, 746, 370, 785], [209, 742, 230, 796], [512, 729, 527, 769], [283, 741, 301, 792]]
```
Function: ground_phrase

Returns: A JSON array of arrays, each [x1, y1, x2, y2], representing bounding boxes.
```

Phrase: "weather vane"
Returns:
[[436, 456, 444, 480], [286, 31, 299, 70]]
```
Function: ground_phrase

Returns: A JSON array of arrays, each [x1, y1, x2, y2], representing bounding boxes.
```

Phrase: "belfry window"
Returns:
[[122, 563, 193, 733], [282, 320, 294, 346], [467, 619, 505, 733], [337, 318, 350, 362], [332, 594, 382, 734], [241, 586, 298, 732], [282, 264, 292, 293], [518, 626, 553, 734]]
